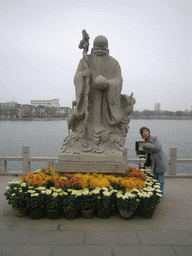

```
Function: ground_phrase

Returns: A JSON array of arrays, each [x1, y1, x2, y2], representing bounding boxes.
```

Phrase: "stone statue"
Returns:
[[60, 31, 136, 158]]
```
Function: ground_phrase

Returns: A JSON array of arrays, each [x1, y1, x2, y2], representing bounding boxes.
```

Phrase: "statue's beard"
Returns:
[[91, 53, 108, 78]]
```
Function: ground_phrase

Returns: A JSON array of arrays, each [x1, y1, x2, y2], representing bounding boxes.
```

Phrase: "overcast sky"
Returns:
[[0, 0, 191, 111]]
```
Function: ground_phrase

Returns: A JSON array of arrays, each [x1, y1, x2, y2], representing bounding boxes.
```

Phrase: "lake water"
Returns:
[[0, 119, 192, 174]]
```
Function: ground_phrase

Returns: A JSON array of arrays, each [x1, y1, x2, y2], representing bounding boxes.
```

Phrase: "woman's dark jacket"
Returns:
[[143, 135, 169, 174]]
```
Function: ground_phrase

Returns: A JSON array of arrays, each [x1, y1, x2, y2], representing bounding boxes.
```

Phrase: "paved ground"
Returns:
[[0, 176, 192, 256]]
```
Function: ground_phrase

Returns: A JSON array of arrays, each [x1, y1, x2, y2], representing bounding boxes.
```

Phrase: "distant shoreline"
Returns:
[[0, 116, 191, 121], [0, 117, 68, 121]]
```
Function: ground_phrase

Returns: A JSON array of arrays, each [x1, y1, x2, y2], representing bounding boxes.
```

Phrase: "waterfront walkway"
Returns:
[[0, 176, 192, 256]]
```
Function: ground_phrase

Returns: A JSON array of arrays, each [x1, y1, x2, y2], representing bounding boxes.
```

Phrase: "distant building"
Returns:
[[0, 101, 20, 108], [155, 103, 160, 115], [58, 107, 71, 117], [30, 98, 60, 108]]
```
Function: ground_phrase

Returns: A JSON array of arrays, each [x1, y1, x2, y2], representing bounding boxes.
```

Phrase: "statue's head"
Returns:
[[92, 35, 109, 57]]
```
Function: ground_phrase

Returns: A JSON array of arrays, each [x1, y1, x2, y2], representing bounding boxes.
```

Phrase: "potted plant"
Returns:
[[95, 188, 115, 219], [26, 188, 46, 219], [137, 184, 162, 218], [4, 179, 29, 216], [44, 188, 63, 219], [116, 190, 140, 220], [62, 189, 81, 219], [80, 189, 96, 219]]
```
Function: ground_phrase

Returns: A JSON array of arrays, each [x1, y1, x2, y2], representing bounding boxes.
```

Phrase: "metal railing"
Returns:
[[0, 146, 192, 177]]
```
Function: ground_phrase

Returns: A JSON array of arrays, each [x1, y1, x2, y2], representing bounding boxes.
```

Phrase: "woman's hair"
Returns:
[[140, 127, 150, 138]]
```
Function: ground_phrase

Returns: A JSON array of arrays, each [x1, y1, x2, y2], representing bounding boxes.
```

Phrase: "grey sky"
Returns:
[[0, 0, 191, 111]]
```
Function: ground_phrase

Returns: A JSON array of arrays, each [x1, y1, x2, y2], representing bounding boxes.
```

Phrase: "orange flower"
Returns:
[[99, 177, 110, 188], [27, 172, 34, 179], [21, 176, 27, 182], [28, 179, 36, 186], [46, 167, 52, 172]]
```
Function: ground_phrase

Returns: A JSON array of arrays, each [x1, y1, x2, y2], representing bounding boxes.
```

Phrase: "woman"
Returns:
[[140, 127, 169, 195]]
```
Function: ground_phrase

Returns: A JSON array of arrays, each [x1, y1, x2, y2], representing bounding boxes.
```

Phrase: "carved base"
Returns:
[[55, 149, 127, 174]]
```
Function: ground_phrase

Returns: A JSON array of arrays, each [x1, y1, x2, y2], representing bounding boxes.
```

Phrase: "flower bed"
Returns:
[[4, 167, 162, 219]]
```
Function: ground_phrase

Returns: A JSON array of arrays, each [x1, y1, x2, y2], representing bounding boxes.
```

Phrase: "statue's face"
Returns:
[[93, 46, 108, 57]]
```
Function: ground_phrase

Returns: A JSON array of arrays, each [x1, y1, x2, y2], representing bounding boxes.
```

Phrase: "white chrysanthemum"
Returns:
[[156, 193, 162, 197], [132, 188, 139, 192], [11, 193, 15, 196], [102, 187, 108, 191], [155, 189, 162, 193], [154, 185, 160, 189], [148, 192, 153, 196], [46, 189, 52, 195], [14, 187, 17, 190], [140, 192, 148, 198], [67, 189, 72, 192], [41, 190, 46, 194], [52, 192, 58, 197], [28, 186, 34, 189], [6, 187, 10, 190], [28, 190, 36, 193], [34, 169, 41, 173], [76, 192, 82, 196], [34, 193, 39, 196], [56, 188, 62, 192], [63, 192, 68, 196], [92, 189, 100, 194], [71, 190, 77, 195], [110, 189, 118, 193], [103, 191, 111, 196], [36, 187, 46, 190], [82, 190, 89, 195], [59, 192, 63, 196], [116, 193, 123, 198], [21, 183, 27, 187], [50, 187, 57, 191], [137, 192, 143, 198]]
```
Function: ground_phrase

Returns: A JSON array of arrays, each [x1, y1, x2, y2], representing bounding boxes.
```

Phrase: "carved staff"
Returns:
[[78, 30, 90, 133]]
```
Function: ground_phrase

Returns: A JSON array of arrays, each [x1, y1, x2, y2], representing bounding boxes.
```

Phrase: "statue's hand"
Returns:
[[94, 75, 108, 90], [83, 70, 91, 77]]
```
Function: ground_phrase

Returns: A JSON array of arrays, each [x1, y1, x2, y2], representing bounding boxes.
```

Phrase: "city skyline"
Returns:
[[1, 98, 191, 112], [1, 0, 191, 111]]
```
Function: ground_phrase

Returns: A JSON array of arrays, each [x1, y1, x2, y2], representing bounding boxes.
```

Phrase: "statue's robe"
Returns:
[[61, 54, 134, 155]]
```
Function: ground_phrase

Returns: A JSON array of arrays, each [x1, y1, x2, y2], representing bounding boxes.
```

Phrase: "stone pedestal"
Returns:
[[55, 149, 127, 173]]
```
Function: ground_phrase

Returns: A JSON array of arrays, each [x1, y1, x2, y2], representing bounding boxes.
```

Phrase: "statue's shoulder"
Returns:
[[108, 55, 120, 66]]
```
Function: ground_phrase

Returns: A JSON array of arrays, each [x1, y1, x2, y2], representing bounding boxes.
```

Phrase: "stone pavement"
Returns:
[[0, 176, 192, 256]]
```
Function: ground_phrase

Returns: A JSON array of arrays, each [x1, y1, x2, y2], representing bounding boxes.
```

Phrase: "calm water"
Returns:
[[0, 120, 192, 173]]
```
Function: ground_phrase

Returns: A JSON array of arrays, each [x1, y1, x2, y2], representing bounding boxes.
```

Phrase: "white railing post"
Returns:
[[23, 146, 30, 174], [0, 161, 7, 173], [169, 148, 177, 176]]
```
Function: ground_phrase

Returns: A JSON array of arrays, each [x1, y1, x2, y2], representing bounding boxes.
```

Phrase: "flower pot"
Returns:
[[29, 207, 44, 219], [46, 208, 61, 219], [81, 209, 95, 219], [138, 207, 155, 219], [119, 209, 134, 220], [63, 208, 78, 219], [97, 208, 111, 219], [14, 207, 28, 217]]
